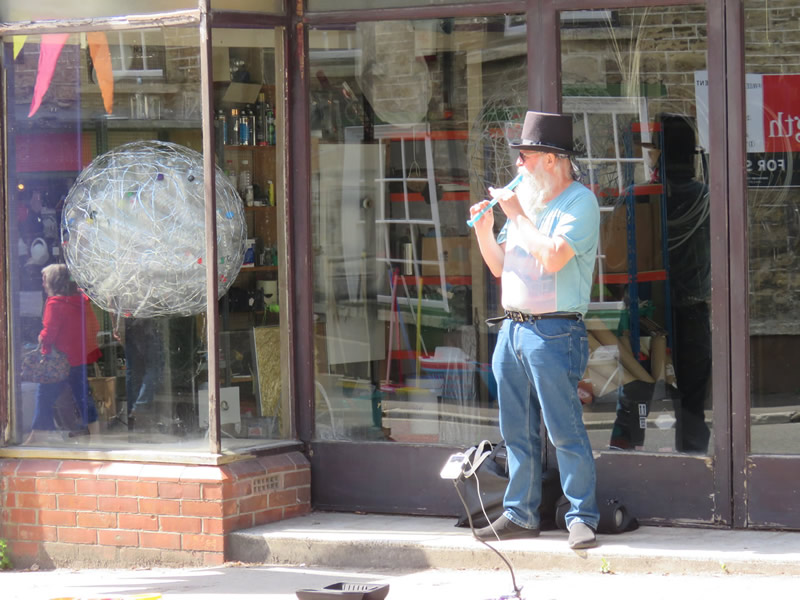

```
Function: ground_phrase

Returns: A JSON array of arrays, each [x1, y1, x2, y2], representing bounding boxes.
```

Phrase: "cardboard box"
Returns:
[[600, 202, 662, 274], [421, 237, 471, 276], [89, 376, 117, 421]]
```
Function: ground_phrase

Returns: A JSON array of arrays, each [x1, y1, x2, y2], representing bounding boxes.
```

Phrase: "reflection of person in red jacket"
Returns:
[[26, 264, 102, 443]]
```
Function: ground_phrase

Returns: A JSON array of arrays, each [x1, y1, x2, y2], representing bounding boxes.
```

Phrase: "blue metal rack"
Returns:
[[622, 180, 672, 361]]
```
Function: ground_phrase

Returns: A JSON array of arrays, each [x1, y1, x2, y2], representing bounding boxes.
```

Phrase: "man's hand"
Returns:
[[469, 199, 495, 236], [469, 199, 505, 277], [488, 185, 524, 221]]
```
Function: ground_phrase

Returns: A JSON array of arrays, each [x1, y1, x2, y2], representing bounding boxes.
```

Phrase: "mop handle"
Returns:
[[466, 173, 524, 228]]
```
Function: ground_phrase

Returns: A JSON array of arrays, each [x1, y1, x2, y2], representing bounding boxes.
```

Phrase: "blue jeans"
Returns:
[[31, 364, 98, 430], [493, 317, 599, 531]]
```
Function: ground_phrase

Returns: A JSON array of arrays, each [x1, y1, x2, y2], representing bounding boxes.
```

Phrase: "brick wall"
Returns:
[[0, 452, 310, 569]]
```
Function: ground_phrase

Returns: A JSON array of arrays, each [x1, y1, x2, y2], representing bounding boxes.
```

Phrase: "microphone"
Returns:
[[466, 174, 524, 228]]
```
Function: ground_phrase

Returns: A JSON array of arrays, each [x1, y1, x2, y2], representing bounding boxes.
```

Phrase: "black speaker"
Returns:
[[555, 496, 639, 534]]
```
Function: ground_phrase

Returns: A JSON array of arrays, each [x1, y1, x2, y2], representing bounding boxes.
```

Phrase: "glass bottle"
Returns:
[[239, 159, 252, 198], [225, 159, 238, 191], [256, 92, 268, 146], [266, 103, 276, 145], [238, 108, 250, 145], [246, 105, 256, 146], [229, 108, 239, 146], [215, 109, 228, 145]]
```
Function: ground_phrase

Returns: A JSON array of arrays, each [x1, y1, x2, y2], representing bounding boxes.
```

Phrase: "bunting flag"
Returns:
[[87, 32, 114, 114], [28, 33, 70, 118], [13, 35, 27, 59]]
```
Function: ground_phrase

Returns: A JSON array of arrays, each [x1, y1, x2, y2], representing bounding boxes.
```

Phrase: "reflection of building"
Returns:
[[1, 0, 800, 569]]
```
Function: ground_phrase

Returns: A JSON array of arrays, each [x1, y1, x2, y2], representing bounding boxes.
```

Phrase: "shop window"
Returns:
[[5, 25, 287, 452], [309, 15, 526, 444]]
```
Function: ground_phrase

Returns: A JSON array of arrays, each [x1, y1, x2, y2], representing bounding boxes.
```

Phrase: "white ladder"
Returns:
[[373, 123, 449, 313]]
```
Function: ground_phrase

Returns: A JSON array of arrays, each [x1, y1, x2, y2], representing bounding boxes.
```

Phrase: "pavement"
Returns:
[[6, 512, 800, 600], [6, 564, 800, 600]]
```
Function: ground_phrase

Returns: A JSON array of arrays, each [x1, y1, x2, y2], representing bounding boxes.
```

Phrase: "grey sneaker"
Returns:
[[568, 522, 597, 549]]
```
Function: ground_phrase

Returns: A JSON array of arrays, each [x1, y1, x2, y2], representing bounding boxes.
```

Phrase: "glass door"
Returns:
[[308, 3, 727, 524], [308, 12, 529, 514], [559, 5, 725, 524], [740, 0, 800, 529]]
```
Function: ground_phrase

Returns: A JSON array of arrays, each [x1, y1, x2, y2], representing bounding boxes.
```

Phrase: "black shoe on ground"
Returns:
[[474, 515, 540, 541], [568, 521, 597, 549]]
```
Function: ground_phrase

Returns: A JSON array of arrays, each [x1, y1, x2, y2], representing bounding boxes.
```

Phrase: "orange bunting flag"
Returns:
[[28, 33, 70, 118], [87, 32, 114, 114]]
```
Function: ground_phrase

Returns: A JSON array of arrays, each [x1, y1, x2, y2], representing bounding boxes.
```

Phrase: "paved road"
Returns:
[[5, 564, 800, 600]]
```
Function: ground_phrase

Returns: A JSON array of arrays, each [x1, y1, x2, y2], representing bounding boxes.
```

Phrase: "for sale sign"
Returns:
[[695, 70, 800, 187]]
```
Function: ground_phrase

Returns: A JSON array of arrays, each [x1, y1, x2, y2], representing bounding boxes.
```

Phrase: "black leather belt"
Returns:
[[497, 310, 582, 324], [486, 311, 582, 326]]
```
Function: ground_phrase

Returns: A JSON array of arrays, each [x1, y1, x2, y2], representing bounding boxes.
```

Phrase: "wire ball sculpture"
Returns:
[[61, 140, 246, 318], [468, 99, 527, 193]]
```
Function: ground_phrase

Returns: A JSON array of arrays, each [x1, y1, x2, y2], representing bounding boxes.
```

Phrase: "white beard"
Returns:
[[515, 163, 553, 220]]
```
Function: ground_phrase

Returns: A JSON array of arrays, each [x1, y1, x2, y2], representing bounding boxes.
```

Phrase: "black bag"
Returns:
[[454, 441, 562, 530], [454, 440, 637, 534], [454, 441, 508, 528]]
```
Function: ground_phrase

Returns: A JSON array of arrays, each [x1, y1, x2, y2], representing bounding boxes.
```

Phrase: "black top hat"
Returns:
[[509, 111, 576, 154]]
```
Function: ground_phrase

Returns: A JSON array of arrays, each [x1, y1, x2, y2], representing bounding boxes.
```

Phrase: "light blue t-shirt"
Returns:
[[496, 181, 599, 316]]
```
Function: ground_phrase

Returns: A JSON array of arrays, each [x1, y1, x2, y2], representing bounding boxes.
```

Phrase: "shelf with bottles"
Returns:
[[214, 88, 278, 149], [223, 144, 276, 151], [214, 82, 278, 207], [220, 148, 276, 209]]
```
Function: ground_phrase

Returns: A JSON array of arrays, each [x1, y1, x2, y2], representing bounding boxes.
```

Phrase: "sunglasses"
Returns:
[[519, 150, 570, 162]]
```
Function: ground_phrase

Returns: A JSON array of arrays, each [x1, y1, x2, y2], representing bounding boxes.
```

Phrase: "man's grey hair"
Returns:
[[554, 153, 581, 181]]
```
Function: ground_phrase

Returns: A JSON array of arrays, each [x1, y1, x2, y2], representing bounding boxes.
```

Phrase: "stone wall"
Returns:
[[0, 452, 310, 569], [560, 5, 800, 335]]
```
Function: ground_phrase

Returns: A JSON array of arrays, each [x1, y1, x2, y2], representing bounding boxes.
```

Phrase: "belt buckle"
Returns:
[[508, 311, 525, 323]]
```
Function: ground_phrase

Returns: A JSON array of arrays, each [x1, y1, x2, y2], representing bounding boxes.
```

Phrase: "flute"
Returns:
[[466, 173, 524, 228]]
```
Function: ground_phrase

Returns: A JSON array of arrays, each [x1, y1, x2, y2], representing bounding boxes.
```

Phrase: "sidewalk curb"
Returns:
[[227, 513, 800, 577]]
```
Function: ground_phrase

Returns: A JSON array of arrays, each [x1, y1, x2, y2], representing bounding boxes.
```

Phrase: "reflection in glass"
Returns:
[[310, 16, 526, 443], [0, 1, 196, 21], [561, 8, 712, 454], [213, 28, 287, 450], [211, 0, 284, 11], [745, 0, 800, 454], [308, 0, 488, 11], [7, 28, 210, 449]]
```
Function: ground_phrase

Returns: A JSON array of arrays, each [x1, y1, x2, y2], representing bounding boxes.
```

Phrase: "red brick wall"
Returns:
[[0, 452, 310, 568]]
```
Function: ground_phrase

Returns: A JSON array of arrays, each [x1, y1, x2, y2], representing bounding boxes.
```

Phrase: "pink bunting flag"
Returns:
[[28, 33, 70, 118]]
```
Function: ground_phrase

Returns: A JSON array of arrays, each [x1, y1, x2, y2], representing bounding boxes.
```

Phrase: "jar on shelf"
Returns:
[[238, 159, 252, 197]]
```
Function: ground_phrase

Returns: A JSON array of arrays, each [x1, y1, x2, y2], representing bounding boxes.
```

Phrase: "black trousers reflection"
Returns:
[[609, 302, 711, 453], [673, 302, 711, 453]]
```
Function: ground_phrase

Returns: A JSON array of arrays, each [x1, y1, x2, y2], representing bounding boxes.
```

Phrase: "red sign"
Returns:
[[762, 74, 800, 153]]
